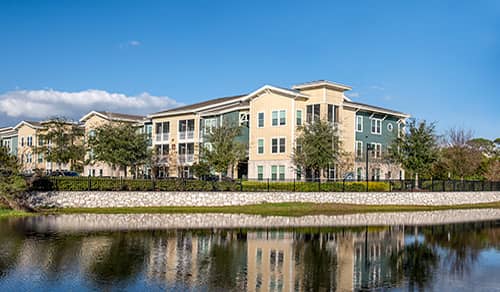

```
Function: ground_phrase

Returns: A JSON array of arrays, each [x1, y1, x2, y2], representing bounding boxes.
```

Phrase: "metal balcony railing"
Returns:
[[178, 131, 194, 140]]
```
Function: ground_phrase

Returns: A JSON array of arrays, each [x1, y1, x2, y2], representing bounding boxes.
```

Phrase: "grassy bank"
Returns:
[[0, 208, 31, 218], [45, 201, 500, 217]]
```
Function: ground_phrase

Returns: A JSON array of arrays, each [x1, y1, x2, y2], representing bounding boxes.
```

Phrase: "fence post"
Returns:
[[240, 178, 243, 192], [152, 179, 156, 191], [318, 179, 321, 192], [267, 178, 270, 192], [293, 178, 296, 192], [389, 180, 392, 192], [87, 176, 91, 191], [431, 178, 434, 192], [443, 180, 446, 192], [453, 180, 456, 192], [342, 179, 345, 192]]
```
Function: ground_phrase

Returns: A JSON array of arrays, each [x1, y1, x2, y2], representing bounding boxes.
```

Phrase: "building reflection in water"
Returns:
[[2, 220, 497, 291]]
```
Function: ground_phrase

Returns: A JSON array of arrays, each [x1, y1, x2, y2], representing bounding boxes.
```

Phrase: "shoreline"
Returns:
[[2, 201, 500, 218]]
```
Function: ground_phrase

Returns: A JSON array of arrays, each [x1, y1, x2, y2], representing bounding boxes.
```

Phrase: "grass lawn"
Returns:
[[0, 208, 31, 218], [45, 201, 500, 217]]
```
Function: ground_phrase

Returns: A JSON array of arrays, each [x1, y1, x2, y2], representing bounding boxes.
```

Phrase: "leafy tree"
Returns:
[[201, 123, 246, 179], [191, 161, 212, 179], [0, 146, 28, 210], [292, 119, 341, 179], [390, 119, 439, 183], [437, 128, 483, 180], [36, 117, 85, 172], [89, 123, 150, 178]]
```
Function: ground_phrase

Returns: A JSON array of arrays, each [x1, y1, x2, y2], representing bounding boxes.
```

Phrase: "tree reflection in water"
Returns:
[[0, 218, 499, 291]]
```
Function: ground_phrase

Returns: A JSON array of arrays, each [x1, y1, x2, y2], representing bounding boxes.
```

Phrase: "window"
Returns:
[[371, 143, 382, 158], [21, 137, 24, 147], [357, 167, 363, 181], [371, 118, 382, 135], [279, 138, 285, 153], [99, 169, 103, 177], [26, 153, 32, 163], [335, 105, 339, 123], [387, 123, 393, 132], [257, 166, 264, 180], [356, 116, 363, 132], [296, 110, 302, 126], [203, 118, 217, 134], [356, 141, 363, 158], [27, 136, 32, 146], [279, 165, 285, 180], [257, 139, 264, 154], [271, 165, 277, 181], [306, 104, 320, 123], [37, 153, 43, 163], [279, 110, 286, 125], [372, 168, 381, 181], [272, 111, 278, 126], [179, 120, 194, 139], [271, 138, 285, 154], [272, 110, 286, 126], [328, 104, 334, 122], [296, 168, 302, 180], [38, 137, 44, 146], [258, 112, 264, 128]]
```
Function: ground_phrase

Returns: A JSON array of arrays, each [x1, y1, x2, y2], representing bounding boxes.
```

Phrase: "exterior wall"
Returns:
[[83, 115, 128, 177], [1, 134, 18, 156], [354, 111, 403, 180], [16, 124, 44, 173], [248, 91, 298, 179], [151, 113, 199, 177]]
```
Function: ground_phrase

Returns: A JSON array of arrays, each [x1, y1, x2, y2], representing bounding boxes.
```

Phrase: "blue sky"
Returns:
[[0, 0, 499, 139]]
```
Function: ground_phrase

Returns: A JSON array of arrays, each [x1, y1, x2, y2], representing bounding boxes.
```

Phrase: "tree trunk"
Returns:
[[123, 165, 127, 178]]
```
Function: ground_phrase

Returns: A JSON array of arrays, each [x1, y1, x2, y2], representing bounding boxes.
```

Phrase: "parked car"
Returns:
[[49, 171, 80, 177]]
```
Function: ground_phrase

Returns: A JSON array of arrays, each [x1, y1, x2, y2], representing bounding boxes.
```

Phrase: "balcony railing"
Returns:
[[178, 131, 194, 140], [178, 154, 194, 164], [155, 133, 170, 142]]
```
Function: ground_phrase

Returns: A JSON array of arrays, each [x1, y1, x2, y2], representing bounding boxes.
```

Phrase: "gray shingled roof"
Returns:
[[96, 111, 146, 121], [152, 94, 246, 115]]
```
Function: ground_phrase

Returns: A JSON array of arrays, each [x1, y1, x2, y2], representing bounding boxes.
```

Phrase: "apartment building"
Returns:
[[0, 127, 18, 157], [149, 80, 409, 180], [12, 119, 82, 174], [80, 110, 151, 177]]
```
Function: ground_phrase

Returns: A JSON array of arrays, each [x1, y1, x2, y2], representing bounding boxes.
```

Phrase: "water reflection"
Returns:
[[0, 217, 499, 291]]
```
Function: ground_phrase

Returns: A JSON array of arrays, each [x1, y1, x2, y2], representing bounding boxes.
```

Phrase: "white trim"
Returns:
[[79, 110, 144, 123], [270, 136, 286, 154], [292, 80, 352, 91], [370, 118, 382, 135], [246, 85, 309, 101], [355, 140, 363, 158], [344, 102, 410, 119], [295, 109, 303, 126], [13, 121, 43, 130], [356, 115, 363, 132], [271, 109, 287, 127]]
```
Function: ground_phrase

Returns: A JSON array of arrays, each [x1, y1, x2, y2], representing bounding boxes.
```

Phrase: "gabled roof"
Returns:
[[245, 85, 309, 100], [0, 127, 17, 138], [344, 101, 410, 118], [292, 80, 352, 91], [80, 110, 146, 123], [13, 120, 43, 130], [149, 94, 246, 118]]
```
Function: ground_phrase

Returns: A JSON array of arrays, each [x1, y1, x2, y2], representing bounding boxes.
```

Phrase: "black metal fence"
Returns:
[[29, 176, 500, 193]]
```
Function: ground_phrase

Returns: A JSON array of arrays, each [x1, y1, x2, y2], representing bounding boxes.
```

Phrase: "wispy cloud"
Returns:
[[370, 85, 385, 91], [0, 89, 181, 121], [119, 40, 142, 49], [128, 40, 141, 46]]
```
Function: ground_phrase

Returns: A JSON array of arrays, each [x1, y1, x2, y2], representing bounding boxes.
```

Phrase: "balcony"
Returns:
[[178, 154, 194, 164], [155, 133, 170, 143], [178, 131, 194, 141]]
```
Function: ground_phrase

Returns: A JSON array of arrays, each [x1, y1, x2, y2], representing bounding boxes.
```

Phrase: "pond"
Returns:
[[0, 213, 499, 291]]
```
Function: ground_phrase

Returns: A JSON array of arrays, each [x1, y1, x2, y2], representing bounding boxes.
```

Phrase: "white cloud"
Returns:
[[370, 85, 385, 91], [0, 89, 182, 121], [128, 40, 141, 46]]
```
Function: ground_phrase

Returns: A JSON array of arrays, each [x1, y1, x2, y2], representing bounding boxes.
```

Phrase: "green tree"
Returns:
[[89, 123, 150, 178], [438, 128, 483, 180], [390, 119, 439, 184], [0, 146, 28, 210], [201, 123, 246, 179], [191, 161, 212, 179], [292, 119, 342, 179], [36, 118, 85, 172]]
